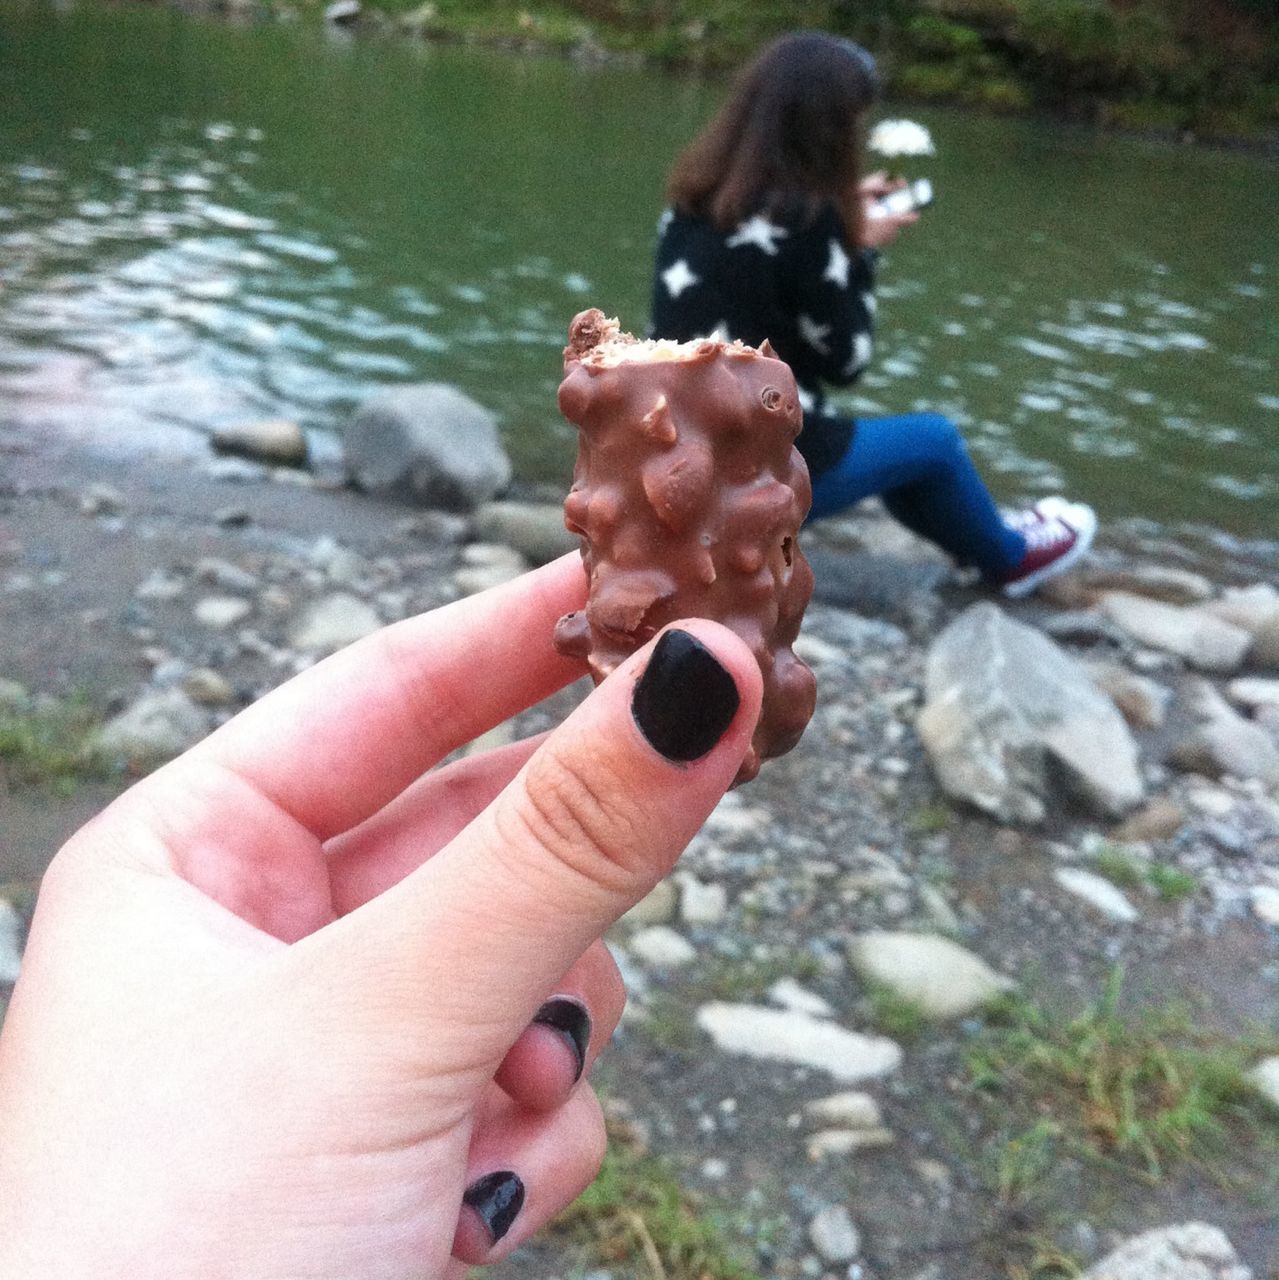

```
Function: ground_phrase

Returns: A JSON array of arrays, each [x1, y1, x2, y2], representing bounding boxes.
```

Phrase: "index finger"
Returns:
[[163, 553, 588, 841]]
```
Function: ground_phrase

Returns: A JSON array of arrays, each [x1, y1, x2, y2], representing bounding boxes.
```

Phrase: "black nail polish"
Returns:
[[534, 998, 592, 1083], [632, 629, 740, 763], [463, 1171, 525, 1245]]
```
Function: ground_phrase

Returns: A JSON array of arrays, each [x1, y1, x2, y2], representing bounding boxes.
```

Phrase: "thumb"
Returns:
[[290, 620, 762, 1076]]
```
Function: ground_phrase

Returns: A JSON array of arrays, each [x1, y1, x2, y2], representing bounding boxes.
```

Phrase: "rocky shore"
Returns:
[[2, 417, 1277, 1279]]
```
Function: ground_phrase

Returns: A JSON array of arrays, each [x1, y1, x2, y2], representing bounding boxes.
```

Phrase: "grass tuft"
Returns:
[[968, 969, 1271, 1184], [867, 981, 932, 1041], [552, 1140, 764, 1280], [0, 694, 107, 790]]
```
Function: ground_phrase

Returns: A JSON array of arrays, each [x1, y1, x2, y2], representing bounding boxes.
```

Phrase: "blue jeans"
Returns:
[[807, 413, 1026, 577]]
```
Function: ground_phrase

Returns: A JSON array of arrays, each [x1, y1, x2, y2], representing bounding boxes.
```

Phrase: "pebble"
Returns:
[[0, 898, 24, 985], [195, 557, 261, 593], [769, 977, 835, 1018], [678, 874, 729, 926], [1245, 1056, 1279, 1109], [80, 482, 124, 515], [626, 925, 698, 970], [847, 931, 1014, 1018], [1249, 885, 1279, 926], [182, 668, 236, 707], [1054, 867, 1140, 923], [618, 879, 678, 928], [695, 1003, 902, 1083], [288, 592, 381, 652], [808, 1204, 861, 1264], [806, 1127, 895, 1160], [194, 595, 253, 630]]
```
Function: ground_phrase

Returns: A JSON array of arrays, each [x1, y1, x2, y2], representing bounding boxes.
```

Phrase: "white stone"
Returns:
[[848, 931, 1013, 1018], [1054, 868, 1139, 923], [695, 1003, 902, 1082], [806, 1127, 895, 1160], [182, 668, 235, 707], [1250, 885, 1279, 927], [804, 1091, 883, 1128], [769, 977, 834, 1018], [1081, 1222, 1251, 1280], [212, 418, 307, 465], [0, 900, 24, 985], [195, 557, 261, 593], [93, 688, 210, 767], [808, 1204, 861, 1264], [627, 926, 697, 970], [194, 595, 252, 630], [1245, 1056, 1279, 1109], [619, 879, 678, 928], [1227, 677, 1279, 713], [453, 564, 523, 596], [473, 501, 576, 565], [678, 874, 728, 926], [289, 593, 381, 652], [135, 569, 186, 601]]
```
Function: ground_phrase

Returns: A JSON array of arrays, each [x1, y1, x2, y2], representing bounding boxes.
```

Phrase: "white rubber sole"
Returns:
[[1001, 503, 1098, 598]]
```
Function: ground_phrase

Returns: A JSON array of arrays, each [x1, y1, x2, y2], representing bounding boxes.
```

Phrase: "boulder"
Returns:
[[917, 603, 1143, 824], [1102, 593, 1251, 674], [1080, 1222, 1251, 1280], [346, 384, 510, 512]]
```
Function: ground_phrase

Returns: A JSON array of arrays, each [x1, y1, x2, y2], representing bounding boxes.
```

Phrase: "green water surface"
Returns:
[[1, 4, 1276, 547]]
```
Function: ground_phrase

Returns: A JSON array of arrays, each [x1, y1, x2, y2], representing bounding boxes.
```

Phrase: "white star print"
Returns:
[[823, 239, 851, 288], [726, 214, 788, 256], [798, 313, 832, 355], [862, 291, 877, 317], [656, 207, 674, 235], [661, 258, 700, 299], [797, 387, 816, 414], [844, 332, 873, 376], [707, 320, 732, 341]]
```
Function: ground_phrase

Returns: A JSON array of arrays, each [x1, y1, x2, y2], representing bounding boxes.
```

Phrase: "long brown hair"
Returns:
[[666, 32, 880, 245]]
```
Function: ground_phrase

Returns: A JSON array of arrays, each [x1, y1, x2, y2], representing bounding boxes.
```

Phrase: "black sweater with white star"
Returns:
[[649, 200, 877, 480]]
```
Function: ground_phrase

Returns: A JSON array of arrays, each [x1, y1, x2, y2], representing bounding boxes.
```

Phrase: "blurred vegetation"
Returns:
[[344, 0, 1279, 136]]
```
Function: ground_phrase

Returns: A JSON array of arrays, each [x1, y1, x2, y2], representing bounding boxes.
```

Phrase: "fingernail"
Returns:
[[463, 1171, 525, 1245], [533, 998, 591, 1083], [631, 629, 740, 763]]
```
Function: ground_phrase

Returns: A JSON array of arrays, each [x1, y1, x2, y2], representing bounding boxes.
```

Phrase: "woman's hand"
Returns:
[[857, 169, 920, 249], [0, 553, 762, 1279]]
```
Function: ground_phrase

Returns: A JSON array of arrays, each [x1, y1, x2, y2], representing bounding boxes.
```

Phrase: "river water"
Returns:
[[1, 4, 1276, 559]]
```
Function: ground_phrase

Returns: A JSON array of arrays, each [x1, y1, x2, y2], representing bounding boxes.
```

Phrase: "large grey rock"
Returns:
[[472, 501, 577, 565], [917, 603, 1143, 824], [695, 1003, 902, 1082], [93, 688, 211, 767], [1102, 592, 1252, 674], [848, 931, 1013, 1018], [346, 384, 510, 511], [1080, 1222, 1251, 1280]]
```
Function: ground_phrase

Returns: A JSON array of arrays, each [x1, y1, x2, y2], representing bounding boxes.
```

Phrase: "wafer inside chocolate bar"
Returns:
[[553, 309, 816, 784]]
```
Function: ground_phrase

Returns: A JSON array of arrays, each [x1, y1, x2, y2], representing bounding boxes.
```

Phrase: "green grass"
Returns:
[[0, 694, 107, 790], [552, 1140, 764, 1280], [907, 801, 951, 836], [867, 981, 931, 1041], [698, 950, 823, 1003], [636, 994, 702, 1058], [1091, 844, 1199, 904], [968, 969, 1273, 1185]]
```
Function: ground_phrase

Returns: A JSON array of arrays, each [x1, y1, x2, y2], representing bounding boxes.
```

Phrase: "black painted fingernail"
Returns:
[[533, 998, 592, 1083], [463, 1171, 525, 1245], [632, 629, 740, 763]]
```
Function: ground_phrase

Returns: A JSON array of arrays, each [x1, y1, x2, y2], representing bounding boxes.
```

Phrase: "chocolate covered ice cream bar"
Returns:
[[553, 309, 816, 784]]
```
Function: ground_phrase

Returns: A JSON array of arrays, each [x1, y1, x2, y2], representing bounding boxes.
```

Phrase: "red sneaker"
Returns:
[[994, 498, 1098, 598]]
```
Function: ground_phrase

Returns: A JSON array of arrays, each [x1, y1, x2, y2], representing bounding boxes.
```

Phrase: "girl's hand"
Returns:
[[0, 553, 761, 1279]]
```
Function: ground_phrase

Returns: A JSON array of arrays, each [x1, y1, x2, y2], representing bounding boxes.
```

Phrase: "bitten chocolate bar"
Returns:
[[552, 309, 816, 784]]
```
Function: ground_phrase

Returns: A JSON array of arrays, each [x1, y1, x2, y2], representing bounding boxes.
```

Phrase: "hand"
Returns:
[[855, 171, 921, 249], [0, 553, 762, 1279]]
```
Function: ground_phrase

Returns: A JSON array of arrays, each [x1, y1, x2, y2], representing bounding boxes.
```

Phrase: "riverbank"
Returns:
[[3, 432, 1278, 1278], [237, 0, 1279, 147]]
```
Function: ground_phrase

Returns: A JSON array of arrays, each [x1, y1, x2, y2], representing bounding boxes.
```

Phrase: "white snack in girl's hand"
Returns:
[[867, 118, 935, 158]]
